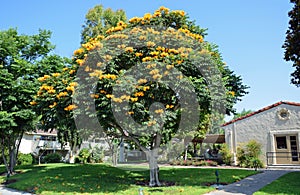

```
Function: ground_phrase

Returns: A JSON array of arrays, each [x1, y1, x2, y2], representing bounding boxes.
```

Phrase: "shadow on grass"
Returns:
[[6, 164, 258, 194], [8, 163, 146, 194]]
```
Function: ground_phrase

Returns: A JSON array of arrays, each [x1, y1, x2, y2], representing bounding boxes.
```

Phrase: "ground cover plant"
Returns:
[[0, 163, 257, 195], [254, 171, 300, 195]]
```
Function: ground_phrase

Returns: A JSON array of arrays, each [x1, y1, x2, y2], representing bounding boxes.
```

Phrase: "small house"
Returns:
[[222, 101, 300, 166]]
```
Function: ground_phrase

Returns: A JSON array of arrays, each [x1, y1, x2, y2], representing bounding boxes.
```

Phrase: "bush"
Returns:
[[237, 140, 264, 168], [219, 144, 233, 165], [78, 148, 91, 164], [17, 153, 33, 165], [90, 146, 104, 163], [43, 153, 62, 163], [193, 160, 218, 166]]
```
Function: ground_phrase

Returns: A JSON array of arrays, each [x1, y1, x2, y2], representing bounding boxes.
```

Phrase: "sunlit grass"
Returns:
[[1, 163, 258, 195], [254, 171, 300, 195]]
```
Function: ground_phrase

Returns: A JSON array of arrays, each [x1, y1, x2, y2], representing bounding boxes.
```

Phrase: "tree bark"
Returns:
[[147, 148, 161, 187]]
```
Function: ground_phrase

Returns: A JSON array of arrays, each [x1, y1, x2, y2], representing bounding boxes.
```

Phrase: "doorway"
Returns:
[[275, 135, 299, 164]]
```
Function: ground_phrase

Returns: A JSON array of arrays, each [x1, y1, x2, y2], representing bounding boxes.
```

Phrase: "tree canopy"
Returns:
[[283, 0, 300, 86], [32, 6, 248, 185], [0, 28, 65, 173], [81, 5, 127, 43]]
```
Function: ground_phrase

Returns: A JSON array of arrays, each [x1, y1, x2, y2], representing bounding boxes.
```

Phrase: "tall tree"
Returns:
[[283, 0, 300, 86], [233, 109, 253, 119], [33, 6, 248, 186], [0, 28, 63, 174], [81, 5, 127, 43]]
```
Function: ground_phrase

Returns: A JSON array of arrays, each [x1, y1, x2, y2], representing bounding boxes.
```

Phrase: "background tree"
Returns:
[[32, 6, 248, 186], [283, 0, 300, 86], [0, 28, 63, 174], [233, 108, 253, 119], [81, 4, 127, 43]]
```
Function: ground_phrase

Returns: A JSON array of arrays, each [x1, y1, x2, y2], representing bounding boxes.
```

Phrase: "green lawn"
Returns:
[[1, 163, 257, 195], [254, 171, 300, 195]]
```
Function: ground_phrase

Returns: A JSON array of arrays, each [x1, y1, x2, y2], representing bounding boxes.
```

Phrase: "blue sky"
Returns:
[[1, 0, 298, 117]]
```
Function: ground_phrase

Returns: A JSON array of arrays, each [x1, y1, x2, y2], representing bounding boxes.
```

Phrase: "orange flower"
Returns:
[[52, 73, 60, 77], [143, 13, 152, 20], [49, 102, 57, 108], [135, 52, 143, 57], [125, 47, 134, 53], [155, 109, 164, 114], [134, 91, 144, 97], [146, 41, 156, 48], [30, 101, 37, 106], [64, 104, 77, 111], [69, 69, 76, 74]]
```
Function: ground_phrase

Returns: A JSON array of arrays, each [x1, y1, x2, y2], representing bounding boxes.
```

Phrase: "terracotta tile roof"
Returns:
[[222, 101, 300, 127]]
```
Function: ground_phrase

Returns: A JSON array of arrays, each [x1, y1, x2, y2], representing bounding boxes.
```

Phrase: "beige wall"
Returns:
[[223, 104, 300, 165]]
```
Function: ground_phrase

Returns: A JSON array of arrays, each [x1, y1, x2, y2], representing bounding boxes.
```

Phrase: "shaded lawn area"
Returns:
[[1, 163, 258, 195], [254, 171, 300, 195]]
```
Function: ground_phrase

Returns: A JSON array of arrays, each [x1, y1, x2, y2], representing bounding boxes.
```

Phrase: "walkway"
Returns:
[[0, 185, 34, 195], [204, 169, 292, 195]]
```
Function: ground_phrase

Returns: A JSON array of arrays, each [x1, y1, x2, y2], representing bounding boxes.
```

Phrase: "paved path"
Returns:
[[0, 185, 33, 195], [204, 170, 292, 195]]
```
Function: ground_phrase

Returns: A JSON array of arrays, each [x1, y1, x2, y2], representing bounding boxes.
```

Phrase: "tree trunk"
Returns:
[[112, 144, 118, 167], [147, 149, 161, 187], [9, 147, 16, 174], [1, 144, 10, 174], [68, 144, 78, 163]]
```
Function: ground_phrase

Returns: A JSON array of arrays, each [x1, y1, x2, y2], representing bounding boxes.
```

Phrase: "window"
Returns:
[[40, 135, 56, 141], [276, 136, 287, 149]]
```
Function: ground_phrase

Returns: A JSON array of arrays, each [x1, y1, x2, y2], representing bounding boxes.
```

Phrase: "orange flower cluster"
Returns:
[[38, 75, 51, 82], [99, 74, 117, 80], [134, 91, 144, 97], [64, 104, 77, 111], [39, 84, 55, 94], [56, 92, 68, 99], [106, 21, 127, 34], [155, 109, 164, 114], [178, 28, 203, 43], [129, 6, 172, 24], [30, 101, 37, 105], [147, 120, 157, 127], [49, 102, 57, 108]]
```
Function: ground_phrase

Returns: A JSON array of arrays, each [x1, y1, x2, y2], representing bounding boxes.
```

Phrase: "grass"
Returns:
[[254, 171, 300, 195], [1, 163, 258, 195]]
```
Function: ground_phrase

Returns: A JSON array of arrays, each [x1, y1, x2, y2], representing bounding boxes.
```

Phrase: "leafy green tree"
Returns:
[[283, 0, 300, 86], [233, 108, 253, 119], [81, 4, 127, 43], [0, 28, 62, 174], [33, 6, 248, 185]]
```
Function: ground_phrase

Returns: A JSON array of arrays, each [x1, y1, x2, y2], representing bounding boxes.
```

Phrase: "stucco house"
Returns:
[[222, 101, 300, 166], [19, 130, 71, 160], [19, 130, 112, 162]]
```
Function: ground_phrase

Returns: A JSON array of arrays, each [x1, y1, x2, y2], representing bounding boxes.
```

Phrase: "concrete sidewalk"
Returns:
[[204, 170, 292, 195], [0, 185, 34, 195]]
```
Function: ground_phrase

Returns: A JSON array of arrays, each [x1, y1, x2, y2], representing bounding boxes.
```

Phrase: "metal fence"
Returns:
[[266, 152, 300, 166]]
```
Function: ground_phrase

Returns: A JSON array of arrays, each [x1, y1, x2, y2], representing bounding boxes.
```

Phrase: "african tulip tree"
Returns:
[[32, 6, 248, 186]]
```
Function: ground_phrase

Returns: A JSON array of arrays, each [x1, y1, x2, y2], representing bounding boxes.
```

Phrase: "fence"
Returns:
[[266, 151, 300, 166]]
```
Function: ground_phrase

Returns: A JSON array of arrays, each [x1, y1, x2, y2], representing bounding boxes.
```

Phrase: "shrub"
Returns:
[[193, 160, 218, 166], [219, 144, 233, 165], [90, 146, 104, 163], [237, 140, 264, 168], [17, 153, 33, 165], [43, 153, 62, 163], [78, 148, 91, 164]]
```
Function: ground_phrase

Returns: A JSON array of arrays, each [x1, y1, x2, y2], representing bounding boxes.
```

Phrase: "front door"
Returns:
[[275, 135, 299, 164]]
